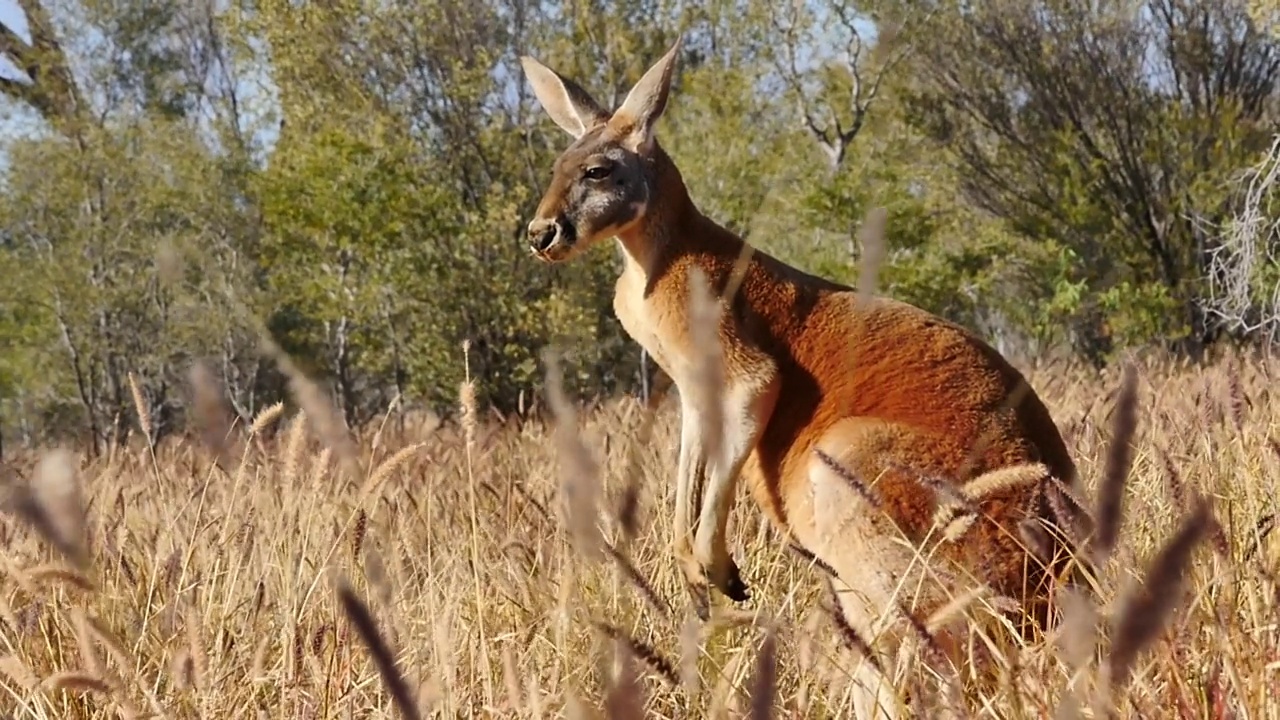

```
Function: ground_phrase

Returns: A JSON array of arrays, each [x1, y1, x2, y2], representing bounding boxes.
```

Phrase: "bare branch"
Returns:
[[768, 2, 836, 159], [769, 1, 933, 169], [1201, 133, 1280, 344]]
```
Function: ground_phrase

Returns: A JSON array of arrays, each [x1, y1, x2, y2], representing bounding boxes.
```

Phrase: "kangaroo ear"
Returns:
[[612, 37, 682, 153], [520, 55, 609, 138]]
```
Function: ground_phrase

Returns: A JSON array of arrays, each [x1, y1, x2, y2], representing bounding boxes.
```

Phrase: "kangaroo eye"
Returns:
[[583, 165, 612, 180]]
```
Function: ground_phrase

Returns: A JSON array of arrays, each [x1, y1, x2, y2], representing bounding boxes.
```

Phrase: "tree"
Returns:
[[1250, 0, 1280, 36], [1201, 0, 1280, 347], [2, 0, 1271, 449], [904, 0, 1280, 362]]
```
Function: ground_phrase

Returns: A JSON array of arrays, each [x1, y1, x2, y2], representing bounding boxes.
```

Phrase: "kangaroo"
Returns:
[[520, 38, 1089, 711]]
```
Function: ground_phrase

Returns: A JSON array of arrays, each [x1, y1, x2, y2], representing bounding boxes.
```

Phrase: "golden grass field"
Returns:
[[1, 348, 1279, 719]]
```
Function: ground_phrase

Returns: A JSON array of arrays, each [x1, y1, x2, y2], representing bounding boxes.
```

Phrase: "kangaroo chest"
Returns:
[[613, 263, 693, 385]]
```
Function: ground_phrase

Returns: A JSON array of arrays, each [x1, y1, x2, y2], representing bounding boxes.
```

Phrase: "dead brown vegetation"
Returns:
[[1, 347, 1278, 718]]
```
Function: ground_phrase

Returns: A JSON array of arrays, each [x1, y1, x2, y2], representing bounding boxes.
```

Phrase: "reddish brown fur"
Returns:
[[520, 41, 1085, 692], [625, 145, 1078, 622]]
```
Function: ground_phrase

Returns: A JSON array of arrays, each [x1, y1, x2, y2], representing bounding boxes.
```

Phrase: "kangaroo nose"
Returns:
[[528, 218, 559, 253]]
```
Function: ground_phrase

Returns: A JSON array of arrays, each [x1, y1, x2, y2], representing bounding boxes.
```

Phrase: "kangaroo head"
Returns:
[[519, 38, 681, 263]]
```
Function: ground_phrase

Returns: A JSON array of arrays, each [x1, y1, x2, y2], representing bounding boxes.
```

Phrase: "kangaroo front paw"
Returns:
[[679, 551, 751, 619]]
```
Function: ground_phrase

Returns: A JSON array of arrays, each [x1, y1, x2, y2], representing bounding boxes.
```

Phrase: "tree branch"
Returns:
[[0, 0, 87, 132]]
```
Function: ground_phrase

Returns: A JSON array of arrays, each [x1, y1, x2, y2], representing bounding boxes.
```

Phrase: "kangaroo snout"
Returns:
[[526, 216, 575, 260], [527, 218, 557, 251]]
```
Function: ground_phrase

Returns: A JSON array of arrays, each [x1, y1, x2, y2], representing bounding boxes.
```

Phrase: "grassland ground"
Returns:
[[1, 349, 1279, 718]]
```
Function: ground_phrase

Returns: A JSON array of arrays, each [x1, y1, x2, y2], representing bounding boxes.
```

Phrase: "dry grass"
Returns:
[[1, 348, 1279, 719]]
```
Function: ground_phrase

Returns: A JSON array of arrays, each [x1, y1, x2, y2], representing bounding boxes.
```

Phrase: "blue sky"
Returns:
[[0, 0, 33, 84]]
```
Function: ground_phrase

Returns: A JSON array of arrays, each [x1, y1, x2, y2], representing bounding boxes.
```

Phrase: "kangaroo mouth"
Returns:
[[532, 219, 578, 263]]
